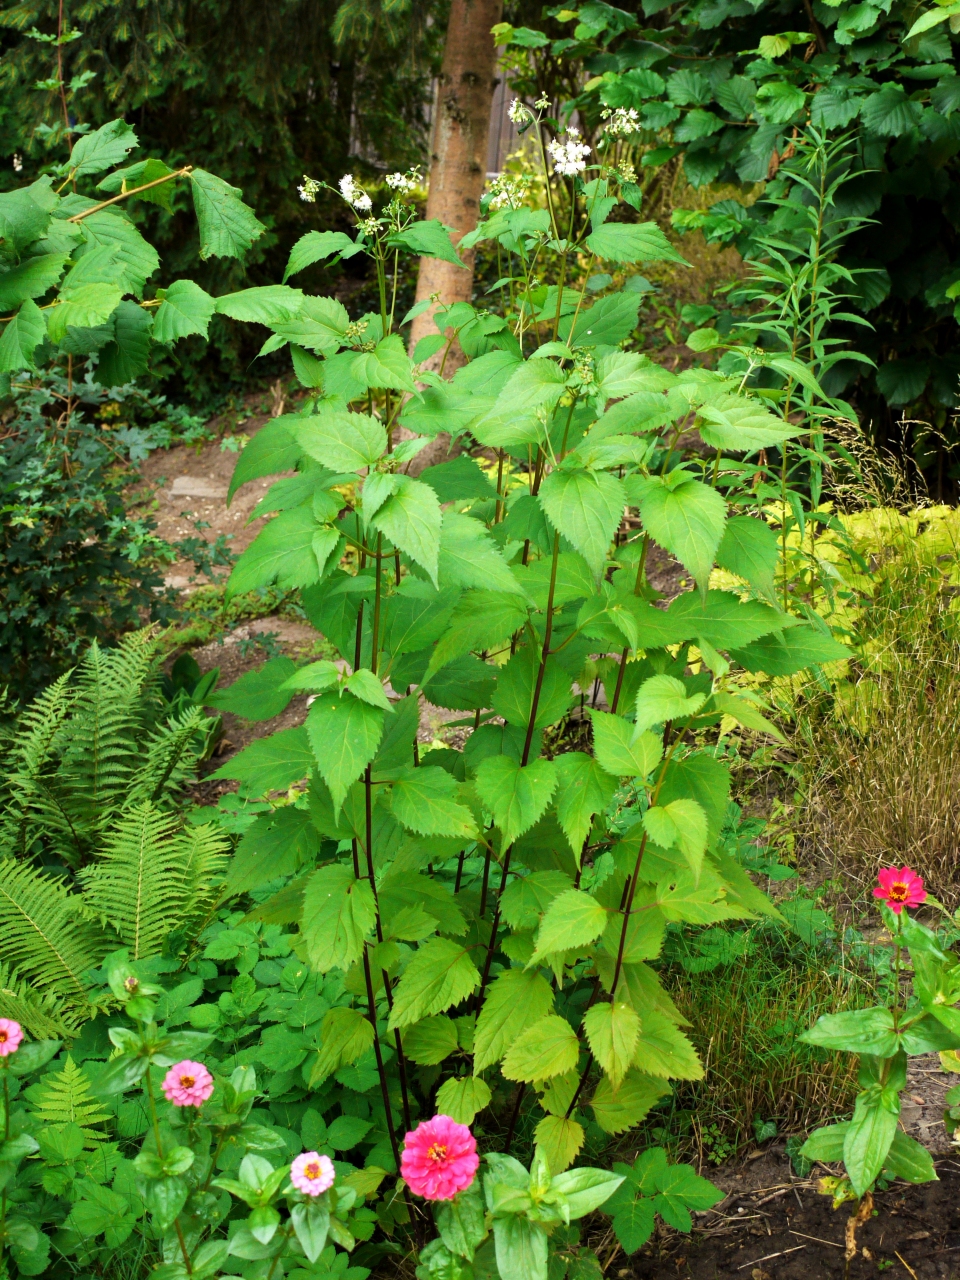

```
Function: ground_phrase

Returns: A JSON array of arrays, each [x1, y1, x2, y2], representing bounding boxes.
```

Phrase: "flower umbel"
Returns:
[[546, 128, 591, 177], [486, 172, 533, 211], [339, 175, 373, 213], [290, 1151, 335, 1196], [161, 1060, 214, 1106], [401, 1114, 479, 1201], [508, 97, 529, 125], [873, 866, 926, 915], [0, 1019, 23, 1057], [386, 168, 421, 194], [601, 106, 641, 137]]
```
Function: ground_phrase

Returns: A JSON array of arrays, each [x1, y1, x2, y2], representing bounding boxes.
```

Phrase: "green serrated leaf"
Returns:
[[387, 937, 480, 1028], [501, 1013, 580, 1081], [475, 755, 558, 846], [589, 711, 663, 780], [538, 468, 626, 577], [474, 968, 555, 1071], [191, 167, 265, 260]]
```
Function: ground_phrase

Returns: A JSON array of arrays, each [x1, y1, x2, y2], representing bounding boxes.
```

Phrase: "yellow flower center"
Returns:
[[304, 1162, 321, 1180], [427, 1143, 448, 1163], [0, 1031, 7, 1044], [889, 882, 909, 902], [180, 1074, 196, 1089]]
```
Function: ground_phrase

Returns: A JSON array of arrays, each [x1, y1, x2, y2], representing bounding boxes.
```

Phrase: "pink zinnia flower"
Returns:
[[161, 1060, 214, 1106], [0, 1019, 22, 1057], [874, 865, 926, 915], [400, 1114, 479, 1201], [290, 1151, 335, 1195]]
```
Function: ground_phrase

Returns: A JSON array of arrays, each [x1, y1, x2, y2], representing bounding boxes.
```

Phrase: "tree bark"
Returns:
[[405, 0, 502, 469]]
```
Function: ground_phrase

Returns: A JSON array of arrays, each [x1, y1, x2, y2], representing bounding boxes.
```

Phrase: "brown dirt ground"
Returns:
[[625, 1148, 960, 1279]]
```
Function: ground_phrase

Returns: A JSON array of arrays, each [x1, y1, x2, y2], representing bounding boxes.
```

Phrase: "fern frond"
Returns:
[[59, 641, 138, 834], [0, 671, 80, 858], [7, 669, 77, 778], [58, 631, 164, 832], [127, 705, 211, 807], [0, 960, 80, 1040], [28, 1055, 112, 1146], [0, 859, 106, 1006], [177, 821, 231, 945], [80, 806, 231, 959]]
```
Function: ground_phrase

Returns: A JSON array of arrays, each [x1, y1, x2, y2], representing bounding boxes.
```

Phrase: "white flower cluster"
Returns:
[[298, 175, 321, 202], [508, 97, 530, 125], [546, 127, 591, 177], [608, 159, 638, 184], [601, 106, 641, 136], [12, 154, 23, 173], [486, 172, 533, 210], [534, 93, 551, 110], [386, 168, 420, 194], [339, 174, 372, 212]]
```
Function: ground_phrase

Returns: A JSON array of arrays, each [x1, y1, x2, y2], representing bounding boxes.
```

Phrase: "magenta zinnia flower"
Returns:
[[0, 1019, 22, 1057], [873, 865, 926, 915], [290, 1151, 335, 1195], [400, 1114, 479, 1201], [161, 1060, 214, 1106]]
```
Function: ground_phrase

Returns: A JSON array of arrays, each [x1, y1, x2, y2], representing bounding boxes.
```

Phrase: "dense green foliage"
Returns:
[[500, 0, 960, 482], [0, 630, 222, 1037], [0, 0, 438, 404], [0, 116, 268, 684]]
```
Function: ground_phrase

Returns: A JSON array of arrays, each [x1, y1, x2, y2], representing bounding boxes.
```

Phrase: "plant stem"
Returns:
[[361, 946, 402, 1171], [476, 532, 562, 1009], [144, 1069, 194, 1276], [65, 167, 193, 221], [609, 534, 649, 715], [362, 536, 412, 1133], [0, 1065, 8, 1268]]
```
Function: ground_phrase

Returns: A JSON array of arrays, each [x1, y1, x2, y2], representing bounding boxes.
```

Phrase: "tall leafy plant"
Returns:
[[197, 103, 852, 1271]]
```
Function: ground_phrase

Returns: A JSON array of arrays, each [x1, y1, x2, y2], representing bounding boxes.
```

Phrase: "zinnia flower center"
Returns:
[[889, 883, 909, 902], [0, 1031, 7, 1044], [427, 1143, 448, 1163], [304, 1162, 321, 1179], [180, 1074, 196, 1089]]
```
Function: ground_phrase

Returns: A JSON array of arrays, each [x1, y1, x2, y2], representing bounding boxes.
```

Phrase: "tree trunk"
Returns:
[[406, 0, 502, 469]]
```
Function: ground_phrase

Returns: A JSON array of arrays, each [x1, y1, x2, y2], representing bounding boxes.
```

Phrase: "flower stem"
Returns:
[[476, 532, 562, 1010], [144, 1069, 194, 1276]]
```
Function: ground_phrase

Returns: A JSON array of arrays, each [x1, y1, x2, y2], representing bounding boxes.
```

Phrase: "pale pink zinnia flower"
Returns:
[[161, 1060, 214, 1106], [290, 1151, 335, 1195], [873, 865, 926, 915], [400, 1114, 479, 1201], [0, 1019, 22, 1057]]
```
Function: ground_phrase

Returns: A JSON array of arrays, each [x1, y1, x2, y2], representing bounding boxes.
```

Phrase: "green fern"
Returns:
[[79, 804, 230, 959], [127, 704, 212, 807], [28, 1055, 112, 1146], [0, 859, 106, 1008], [0, 961, 80, 1040], [60, 637, 156, 838], [0, 670, 80, 859]]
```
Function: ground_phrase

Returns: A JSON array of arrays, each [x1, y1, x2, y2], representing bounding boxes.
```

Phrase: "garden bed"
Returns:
[[632, 1151, 960, 1279]]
